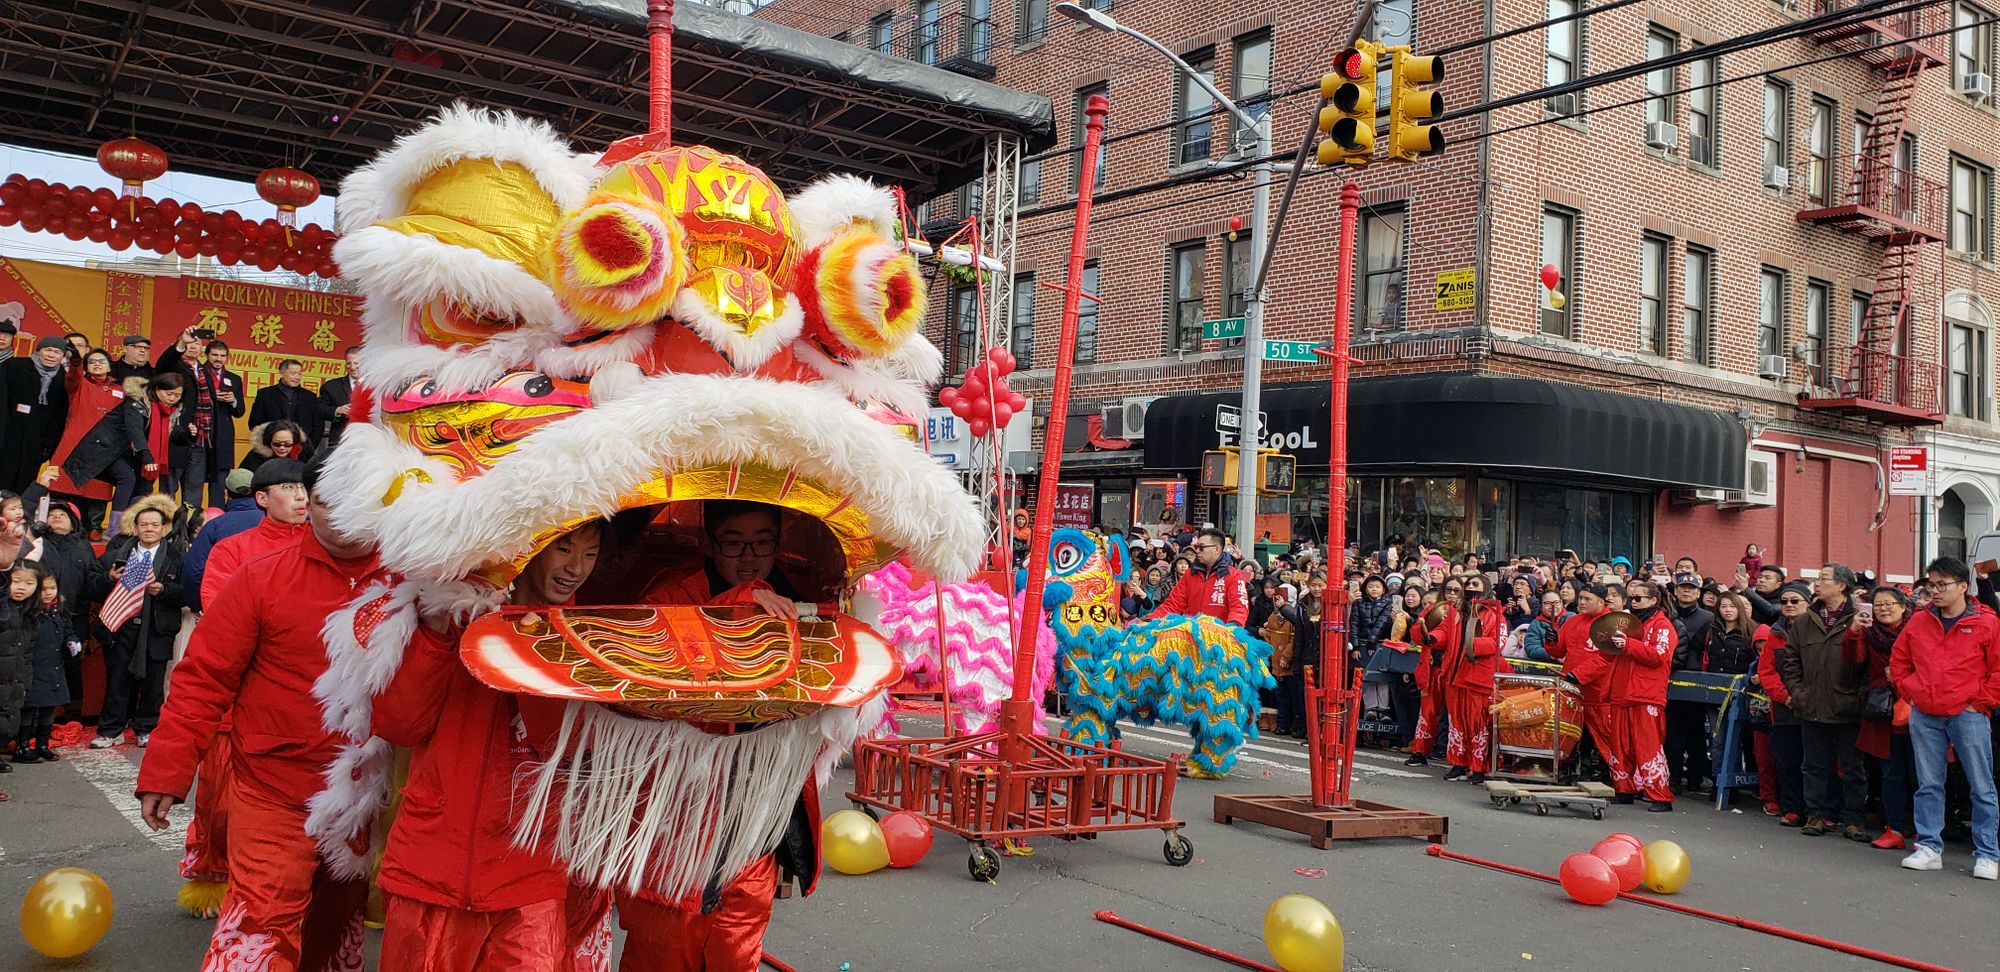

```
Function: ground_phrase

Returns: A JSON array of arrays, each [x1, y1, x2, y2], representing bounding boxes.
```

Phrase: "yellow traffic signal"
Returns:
[[1316, 43, 1379, 168], [1386, 47, 1446, 162]]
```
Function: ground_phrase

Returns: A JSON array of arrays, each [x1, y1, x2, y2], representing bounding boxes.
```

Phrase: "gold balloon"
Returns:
[[1549, 290, 1568, 309], [1263, 893, 1344, 972], [821, 809, 890, 875], [19, 867, 114, 959], [1641, 839, 1691, 894]]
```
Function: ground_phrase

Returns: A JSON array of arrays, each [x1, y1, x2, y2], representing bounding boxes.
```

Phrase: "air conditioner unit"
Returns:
[[1765, 166, 1791, 190], [1645, 121, 1679, 150], [1723, 451, 1779, 507], [1101, 396, 1154, 441], [1960, 72, 1994, 101], [1546, 93, 1578, 116], [1758, 354, 1789, 380], [1671, 487, 1726, 505]]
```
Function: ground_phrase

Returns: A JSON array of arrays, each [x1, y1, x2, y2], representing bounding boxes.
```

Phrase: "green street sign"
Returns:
[[1202, 316, 1246, 340], [1263, 339, 1325, 362]]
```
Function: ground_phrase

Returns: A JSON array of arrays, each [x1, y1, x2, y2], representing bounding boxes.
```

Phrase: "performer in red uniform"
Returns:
[[625, 500, 820, 972], [1146, 526, 1248, 626], [1549, 583, 1613, 783], [372, 522, 613, 972], [179, 459, 312, 918], [1586, 578, 1676, 810], [1440, 576, 1506, 783], [1405, 580, 1464, 766], [137, 466, 384, 972]]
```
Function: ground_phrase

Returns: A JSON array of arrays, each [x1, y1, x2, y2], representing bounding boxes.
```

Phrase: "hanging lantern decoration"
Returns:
[[96, 137, 168, 217], [256, 167, 320, 231]]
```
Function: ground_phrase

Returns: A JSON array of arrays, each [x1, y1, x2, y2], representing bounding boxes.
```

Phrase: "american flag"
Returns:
[[99, 551, 153, 633]]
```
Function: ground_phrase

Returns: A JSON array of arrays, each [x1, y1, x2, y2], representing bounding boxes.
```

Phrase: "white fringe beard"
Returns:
[[512, 700, 873, 900]]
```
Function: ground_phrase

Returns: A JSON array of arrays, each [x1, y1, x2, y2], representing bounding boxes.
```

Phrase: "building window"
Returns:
[[1757, 267, 1787, 361], [1544, 0, 1581, 114], [1376, 0, 1413, 105], [1018, 0, 1048, 42], [1687, 54, 1719, 166], [1762, 80, 1792, 186], [956, 177, 984, 221], [1010, 273, 1034, 365], [1638, 233, 1668, 355], [1223, 232, 1255, 320], [1849, 291, 1869, 345], [1682, 244, 1712, 365], [1073, 83, 1108, 194], [1806, 96, 1836, 205], [915, 0, 941, 64], [1956, 2, 1995, 93], [1950, 155, 1995, 260], [1234, 30, 1274, 122], [1539, 205, 1577, 338], [1947, 320, 1991, 419], [1644, 28, 1676, 127], [965, 0, 992, 60], [1804, 278, 1831, 379], [1077, 261, 1099, 364], [949, 285, 979, 374], [1175, 49, 1217, 166], [1357, 205, 1407, 332], [870, 14, 894, 54], [1169, 242, 1204, 351], [1020, 157, 1041, 204]]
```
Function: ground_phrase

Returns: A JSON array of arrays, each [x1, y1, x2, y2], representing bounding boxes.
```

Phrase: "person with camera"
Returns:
[[157, 329, 243, 509]]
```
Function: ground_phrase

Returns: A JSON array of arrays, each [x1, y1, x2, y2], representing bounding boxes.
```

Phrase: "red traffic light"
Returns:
[[1336, 48, 1369, 79]]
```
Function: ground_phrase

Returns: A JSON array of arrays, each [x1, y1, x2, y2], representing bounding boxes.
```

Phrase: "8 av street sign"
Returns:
[[1202, 316, 1246, 340]]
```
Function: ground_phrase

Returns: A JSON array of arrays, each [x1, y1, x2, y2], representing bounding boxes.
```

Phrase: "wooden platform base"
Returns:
[[1212, 793, 1449, 849]]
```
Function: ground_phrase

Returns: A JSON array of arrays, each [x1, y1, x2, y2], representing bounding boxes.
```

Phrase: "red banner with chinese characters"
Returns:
[[149, 275, 362, 397], [1052, 482, 1096, 530]]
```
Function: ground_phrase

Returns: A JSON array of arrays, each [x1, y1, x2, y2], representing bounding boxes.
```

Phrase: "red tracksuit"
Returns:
[[1580, 609, 1675, 802], [181, 517, 311, 897], [1146, 558, 1250, 626], [1409, 613, 1450, 754], [1442, 601, 1506, 771], [137, 532, 387, 972], [371, 624, 611, 972]]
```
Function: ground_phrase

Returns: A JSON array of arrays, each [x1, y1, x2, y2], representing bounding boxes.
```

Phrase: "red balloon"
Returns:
[[991, 403, 1014, 427], [199, 212, 224, 233], [2, 173, 22, 185], [24, 179, 49, 200], [134, 229, 157, 249], [93, 187, 117, 212], [67, 187, 92, 211], [19, 215, 45, 234], [1559, 853, 1619, 906], [0, 209, 17, 229], [136, 206, 162, 229], [986, 347, 1015, 373], [0, 184, 21, 207], [44, 196, 69, 219], [966, 417, 991, 438], [64, 213, 89, 236], [1008, 391, 1027, 412], [1596, 832, 1644, 857], [156, 196, 178, 215], [86, 223, 110, 244], [62, 224, 87, 242], [937, 386, 960, 406], [878, 810, 933, 868], [108, 231, 132, 251], [216, 249, 239, 266], [17, 202, 43, 223], [175, 240, 200, 259], [222, 210, 243, 229], [255, 254, 280, 273], [179, 202, 203, 221], [1539, 262, 1561, 291], [1591, 840, 1644, 892], [315, 259, 339, 278], [197, 238, 219, 257]]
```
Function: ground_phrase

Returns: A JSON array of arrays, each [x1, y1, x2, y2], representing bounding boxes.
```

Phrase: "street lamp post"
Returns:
[[1055, 2, 1272, 559]]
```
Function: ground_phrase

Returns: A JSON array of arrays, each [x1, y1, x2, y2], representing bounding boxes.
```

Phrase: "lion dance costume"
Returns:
[[305, 106, 984, 971]]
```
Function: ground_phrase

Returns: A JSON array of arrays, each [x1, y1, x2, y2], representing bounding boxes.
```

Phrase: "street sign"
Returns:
[[1263, 340, 1324, 362], [1214, 404, 1268, 433], [1202, 316, 1246, 340], [1888, 445, 1930, 496]]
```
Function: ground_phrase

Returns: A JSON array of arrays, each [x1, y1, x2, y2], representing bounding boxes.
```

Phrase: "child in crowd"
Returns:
[[14, 568, 74, 763], [0, 561, 38, 788]]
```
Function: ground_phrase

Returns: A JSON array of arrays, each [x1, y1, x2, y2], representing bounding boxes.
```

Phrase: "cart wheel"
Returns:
[[1593, 808, 1605, 820], [850, 803, 879, 821], [1535, 804, 1549, 816], [968, 845, 1001, 882], [1163, 834, 1195, 866]]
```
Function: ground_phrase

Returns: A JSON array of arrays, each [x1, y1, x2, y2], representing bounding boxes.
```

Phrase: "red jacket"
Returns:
[[201, 516, 309, 608], [372, 625, 573, 911], [1594, 609, 1674, 705], [1446, 600, 1507, 692], [1889, 603, 2000, 718], [137, 531, 388, 803], [1148, 559, 1249, 626], [1551, 609, 1609, 703], [1759, 625, 1793, 710]]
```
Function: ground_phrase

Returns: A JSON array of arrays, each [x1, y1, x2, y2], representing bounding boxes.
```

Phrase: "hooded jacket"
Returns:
[[1147, 552, 1249, 626], [1775, 599, 1863, 723], [1889, 602, 2000, 719]]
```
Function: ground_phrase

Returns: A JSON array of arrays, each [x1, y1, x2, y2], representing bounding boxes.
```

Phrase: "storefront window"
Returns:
[[1135, 480, 1187, 535], [1384, 477, 1467, 557], [1475, 479, 1513, 560], [1098, 477, 1134, 534], [1514, 482, 1647, 561]]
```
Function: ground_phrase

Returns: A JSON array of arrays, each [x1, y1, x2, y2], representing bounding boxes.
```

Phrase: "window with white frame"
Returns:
[[915, 0, 941, 64], [1545, 0, 1581, 114], [1234, 31, 1273, 123], [1639, 233, 1668, 355], [1644, 28, 1677, 128], [1169, 242, 1204, 351], [1956, 3, 1995, 94], [1758, 267, 1787, 361], [1682, 244, 1712, 364], [1175, 49, 1217, 166], [1762, 80, 1792, 185], [1011, 273, 1034, 365], [1947, 319, 1991, 419], [1950, 154, 1995, 260], [1687, 55, 1719, 166], [1804, 278, 1831, 379]]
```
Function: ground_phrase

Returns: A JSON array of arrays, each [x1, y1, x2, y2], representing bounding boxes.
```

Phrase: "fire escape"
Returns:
[[1794, 1, 1950, 425]]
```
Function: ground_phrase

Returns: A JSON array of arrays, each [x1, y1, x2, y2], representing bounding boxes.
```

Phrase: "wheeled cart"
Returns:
[[1486, 671, 1585, 782], [1484, 779, 1615, 819]]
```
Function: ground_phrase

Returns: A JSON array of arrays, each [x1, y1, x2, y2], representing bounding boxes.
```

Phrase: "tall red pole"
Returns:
[[1000, 94, 1109, 753], [648, 0, 675, 139], [1308, 181, 1360, 807]]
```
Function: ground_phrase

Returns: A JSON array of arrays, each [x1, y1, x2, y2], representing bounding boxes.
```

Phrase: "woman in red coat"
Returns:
[[45, 348, 125, 532], [1405, 579, 1462, 766], [1440, 576, 1507, 783], [1587, 579, 1677, 810]]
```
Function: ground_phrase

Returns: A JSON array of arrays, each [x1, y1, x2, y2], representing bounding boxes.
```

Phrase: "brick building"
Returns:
[[756, 0, 2000, 581]]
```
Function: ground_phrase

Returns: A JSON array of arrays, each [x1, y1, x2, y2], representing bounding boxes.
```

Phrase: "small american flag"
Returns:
[[99, 550, 154, 633]]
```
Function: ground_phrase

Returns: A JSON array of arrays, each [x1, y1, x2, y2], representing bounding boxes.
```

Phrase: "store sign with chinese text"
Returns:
[[151, 276, 362, 398], [1053, 482, 1095, 528]]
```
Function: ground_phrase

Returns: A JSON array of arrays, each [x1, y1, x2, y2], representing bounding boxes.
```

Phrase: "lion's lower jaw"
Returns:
[[512, 696, 880, 900]]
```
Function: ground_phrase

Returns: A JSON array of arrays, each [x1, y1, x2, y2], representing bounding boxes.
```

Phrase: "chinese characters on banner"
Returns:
[[101, 272, 148, 343], [1052, 483, 1095, 529], [150, 276, 362, 399]]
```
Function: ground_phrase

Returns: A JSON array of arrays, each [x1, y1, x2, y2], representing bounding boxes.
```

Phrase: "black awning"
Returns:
[[1143, 373, 1745, 490]]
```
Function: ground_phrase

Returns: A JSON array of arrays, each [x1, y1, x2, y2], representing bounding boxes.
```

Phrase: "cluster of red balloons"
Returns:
[[936, 347, 1027, 439], [1558, 832, 1648, 905], [0, 175, 339, 278]]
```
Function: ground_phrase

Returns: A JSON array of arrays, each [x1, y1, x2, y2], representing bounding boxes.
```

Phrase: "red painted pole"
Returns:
[[1424, 847, 1956, 972], [1001, 95, 1109, 752], [1309, 181, 1360, 808], [1093, 910, 1285, 972], [647, 0, 675, 139]]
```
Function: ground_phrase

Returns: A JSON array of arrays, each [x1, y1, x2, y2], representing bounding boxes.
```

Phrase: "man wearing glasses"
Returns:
[[1146, 526, 1249, 627], [1589, 579, 1678, 811], [1774, 564, 1868, 840], [644, 500, 803, 618], [1890, 557, 2000, 879]]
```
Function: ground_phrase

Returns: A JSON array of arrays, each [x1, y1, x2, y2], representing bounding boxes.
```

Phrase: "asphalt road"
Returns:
[[3, 717, 1996, 971]]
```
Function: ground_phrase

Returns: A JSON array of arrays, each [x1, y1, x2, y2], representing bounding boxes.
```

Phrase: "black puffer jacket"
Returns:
[[24, 609, 72, 708], [0, 603, 30, 736], [1701, 623, 1757, 676]]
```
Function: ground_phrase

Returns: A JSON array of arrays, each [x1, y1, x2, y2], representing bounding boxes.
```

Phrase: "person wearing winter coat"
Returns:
[[1775, 564, 1867, 839], [87, 493, 185, 747], [0, 561, 37, 777], [247, 359, 322, 450], [171, 340, 245, 510], [1850, 586, 1916, 850], [1664, 573, 1719, 795], [15, 568, 73, 763], [0, 336, 72, 494], [54, 367, 151, 538], [139, 372, 189, 499], [1758, 583, 1811, 824], [1522, 590, 1570, 663], [1438, 576, 1507, 784], [1582, 578, 1677, 811], [1888, 557, 2000, 878], [27, 492, 93, 712], [1146, 527, 1249, 626], [44, 347, 123, 527]]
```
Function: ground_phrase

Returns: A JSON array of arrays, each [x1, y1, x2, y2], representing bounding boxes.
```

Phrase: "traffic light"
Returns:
[[1316, 43, 1379, 168], [1386, 47, 1446, 162]]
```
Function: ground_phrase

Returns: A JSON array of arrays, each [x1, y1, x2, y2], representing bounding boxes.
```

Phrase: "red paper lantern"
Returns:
[[97, 137, 168, 199], [256, 167, 320, 228]]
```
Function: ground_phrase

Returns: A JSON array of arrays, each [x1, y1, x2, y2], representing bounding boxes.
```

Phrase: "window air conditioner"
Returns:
[[1764, 166, 1791, 190], [1758, 354, 1789, 380], [1960, 72, 1994, 101], [1645, 121, 1679, 150], [1671, 487, 1726, 505], [1101, 397, 1153, 441]]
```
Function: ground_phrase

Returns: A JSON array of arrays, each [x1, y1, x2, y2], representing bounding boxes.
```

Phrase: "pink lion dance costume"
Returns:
[[855, 563, 1057, 735]]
